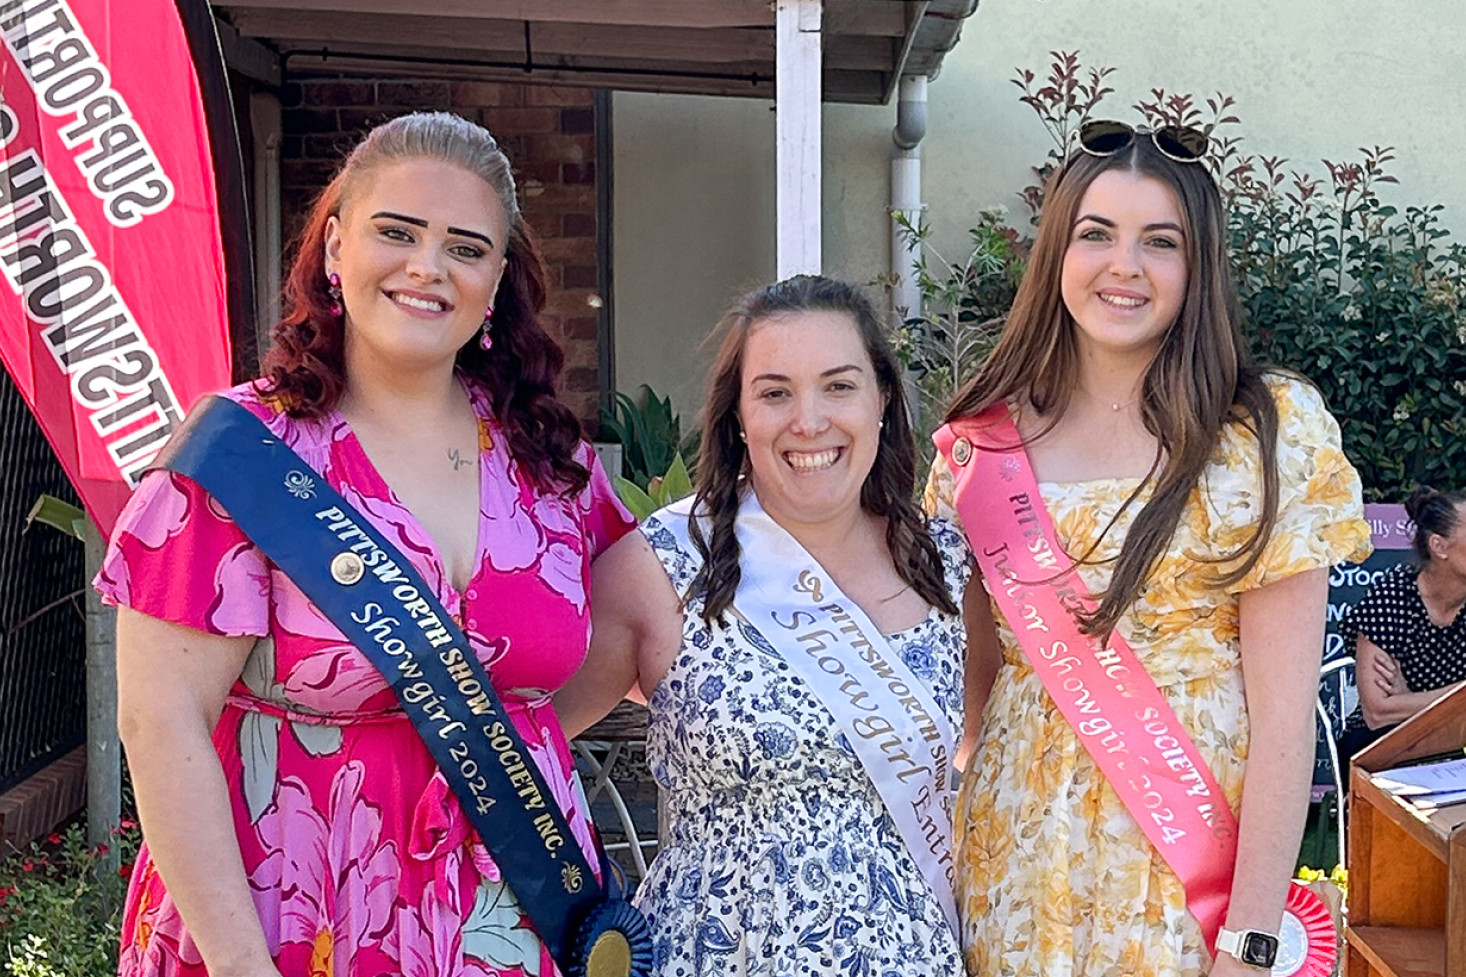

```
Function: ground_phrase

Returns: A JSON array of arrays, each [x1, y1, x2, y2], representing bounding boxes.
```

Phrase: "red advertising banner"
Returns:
[[0, 0, 232, 537]]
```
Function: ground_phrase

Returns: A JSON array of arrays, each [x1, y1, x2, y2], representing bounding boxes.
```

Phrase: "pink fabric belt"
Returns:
[[225, 691, 544, 726]]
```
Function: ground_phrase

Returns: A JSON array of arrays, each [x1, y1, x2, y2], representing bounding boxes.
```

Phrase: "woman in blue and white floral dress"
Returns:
[[558, 276, 974, 977]]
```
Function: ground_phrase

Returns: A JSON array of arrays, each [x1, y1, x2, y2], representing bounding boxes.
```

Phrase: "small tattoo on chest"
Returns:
[[448, 448, 471, 471]]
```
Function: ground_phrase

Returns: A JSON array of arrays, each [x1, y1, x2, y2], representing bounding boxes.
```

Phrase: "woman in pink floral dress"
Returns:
[[97, 112, 633, 977]]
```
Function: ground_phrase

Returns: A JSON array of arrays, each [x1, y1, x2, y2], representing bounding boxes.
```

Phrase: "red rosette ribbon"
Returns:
[[1270, 882, 1338, 976]]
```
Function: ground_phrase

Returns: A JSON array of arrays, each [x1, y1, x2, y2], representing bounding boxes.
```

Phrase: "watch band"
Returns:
[[1216, 926, 1279, 969]]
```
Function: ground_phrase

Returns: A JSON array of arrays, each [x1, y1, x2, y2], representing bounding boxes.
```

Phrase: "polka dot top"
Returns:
[[1342, 562, 1466, 695]]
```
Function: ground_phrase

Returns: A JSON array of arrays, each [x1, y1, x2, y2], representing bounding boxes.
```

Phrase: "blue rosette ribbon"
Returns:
[[564, 893, 654, 977]]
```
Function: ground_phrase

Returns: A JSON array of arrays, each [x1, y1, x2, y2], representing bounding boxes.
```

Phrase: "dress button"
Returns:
[[466, 589, 479, 600]]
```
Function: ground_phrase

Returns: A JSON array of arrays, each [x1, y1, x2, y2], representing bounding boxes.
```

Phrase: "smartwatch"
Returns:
[[1216, 926, 1279, 970]]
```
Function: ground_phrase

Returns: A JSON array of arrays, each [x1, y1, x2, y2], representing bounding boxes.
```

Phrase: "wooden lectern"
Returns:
[[1345, 681, 1466, 977]]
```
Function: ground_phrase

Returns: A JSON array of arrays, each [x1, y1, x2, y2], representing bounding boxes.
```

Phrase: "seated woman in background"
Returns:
[[557, 275, 974, 976], [1340, 485, 1466, 755]]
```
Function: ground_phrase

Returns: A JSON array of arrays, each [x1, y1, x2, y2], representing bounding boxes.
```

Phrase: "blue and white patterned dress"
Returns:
[[632, 509, 972, 977]]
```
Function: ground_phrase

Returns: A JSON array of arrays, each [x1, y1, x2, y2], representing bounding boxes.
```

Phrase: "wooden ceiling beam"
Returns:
[[825, 34, 896, 71], [281, 50, 776, 100], [217, 0, 916, 37], [824, 1, 910, 37], [232, 11, 775, 65], [215, 0, 775, 30], [822, 67, 886, 104], [278, 47, 883, 104], [214, 15, 283, 86], [279, 40, 774, 83]]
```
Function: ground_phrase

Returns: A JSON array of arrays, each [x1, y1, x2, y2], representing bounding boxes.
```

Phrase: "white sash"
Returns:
[[657, 492, 960, 938]]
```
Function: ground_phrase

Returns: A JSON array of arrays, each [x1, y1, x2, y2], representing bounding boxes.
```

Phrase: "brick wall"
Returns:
[[279, 78, 604, 426]]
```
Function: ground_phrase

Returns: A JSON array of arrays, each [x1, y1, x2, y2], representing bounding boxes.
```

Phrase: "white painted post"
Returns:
[[890, 74, 928, 323], [775, 0, 822, 278]]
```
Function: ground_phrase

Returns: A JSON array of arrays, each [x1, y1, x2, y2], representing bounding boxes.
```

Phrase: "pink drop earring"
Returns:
[[327, 272, 343, 317], [479, 305, 495, 351]]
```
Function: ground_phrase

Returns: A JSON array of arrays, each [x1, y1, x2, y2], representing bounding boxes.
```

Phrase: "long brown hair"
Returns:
[[261, 111, 588, 495], [689, 275, 958, 624], [947, 138, 1280, 637]]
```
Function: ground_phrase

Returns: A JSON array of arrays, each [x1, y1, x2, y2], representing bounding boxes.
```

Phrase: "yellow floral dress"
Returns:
[[925, 376, 1371, 977]]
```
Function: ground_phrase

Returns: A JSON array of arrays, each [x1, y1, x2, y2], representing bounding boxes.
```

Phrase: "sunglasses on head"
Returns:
[[1071, 120, 1209, 164]]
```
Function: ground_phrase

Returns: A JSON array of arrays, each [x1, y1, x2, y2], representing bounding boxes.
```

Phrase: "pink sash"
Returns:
[[935, 406, 1236, 949]]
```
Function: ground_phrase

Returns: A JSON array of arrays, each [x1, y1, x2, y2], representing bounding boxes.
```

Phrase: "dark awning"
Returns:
[[209, 0, 980, 104]]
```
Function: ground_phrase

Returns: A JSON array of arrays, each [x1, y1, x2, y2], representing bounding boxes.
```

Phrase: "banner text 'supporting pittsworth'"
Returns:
[[0, 0, 231, 535]]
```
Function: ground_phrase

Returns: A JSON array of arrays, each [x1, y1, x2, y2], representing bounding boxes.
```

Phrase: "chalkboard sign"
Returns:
[[1314, 503, 1414, 786]]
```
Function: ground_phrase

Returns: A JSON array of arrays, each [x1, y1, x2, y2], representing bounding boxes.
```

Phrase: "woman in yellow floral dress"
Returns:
[[927, 122, 1371, 976]]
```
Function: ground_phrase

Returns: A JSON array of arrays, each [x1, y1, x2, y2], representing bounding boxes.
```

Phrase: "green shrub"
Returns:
[[886, 210, 1026, 466], [0, 820, 141, 977], [1223, 151, 1466, 496], [597, 386, 692, 492]]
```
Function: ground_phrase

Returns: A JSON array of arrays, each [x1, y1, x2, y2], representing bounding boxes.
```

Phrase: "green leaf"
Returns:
[[24, 494, 85, 540], [658, 453, 694, 504], [597, 409, 630, 447], [611, 475, 658, 521]]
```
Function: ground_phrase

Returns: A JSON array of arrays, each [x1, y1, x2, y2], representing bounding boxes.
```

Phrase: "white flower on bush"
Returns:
[[1457, 320, 1466, 345], [1393, 402, 1412, 422], [1375, 331, 1389, 344], [1342, 304, 1362, 322], [1455, 380, 1466, 398]]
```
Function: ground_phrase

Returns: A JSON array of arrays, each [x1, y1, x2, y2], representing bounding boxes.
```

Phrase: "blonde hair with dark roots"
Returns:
[[946, 138, 1281, 638], [689, 275, 958, 625]]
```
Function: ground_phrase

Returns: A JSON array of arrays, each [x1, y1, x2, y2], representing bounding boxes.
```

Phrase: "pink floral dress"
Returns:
[[96, 379, 634, 977]]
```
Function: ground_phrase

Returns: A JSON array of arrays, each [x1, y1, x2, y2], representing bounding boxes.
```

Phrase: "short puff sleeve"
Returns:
[[1217, 375, 1372, 593], [94, 468, 271, 637], [573, 441, 636, 559]]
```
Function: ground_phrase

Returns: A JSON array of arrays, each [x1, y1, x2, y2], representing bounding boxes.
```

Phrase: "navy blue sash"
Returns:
[[159, 396, 650, 977]]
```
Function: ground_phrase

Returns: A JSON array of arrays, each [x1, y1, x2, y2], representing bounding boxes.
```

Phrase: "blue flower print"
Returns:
[[697, 675, 725, 704], [900, 641, 936, 679], [644, 524, 678, 552], [652, 935, 673, 968], [764, 841, 793, 884], [698, 917, 739, 954], [675, 865, 703, 900], [754, 721, 797, 758], [828, 839, 851, 874], [833, 914, 861, 940], [868, 863, 908, 913]]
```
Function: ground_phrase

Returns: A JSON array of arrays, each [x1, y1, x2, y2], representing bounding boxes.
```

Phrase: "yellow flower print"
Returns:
[[309, 926, 334, 977]]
